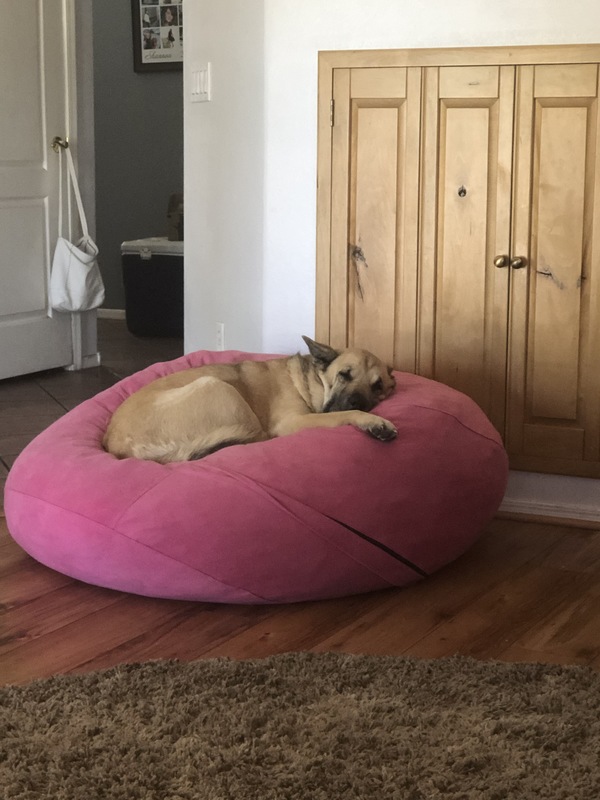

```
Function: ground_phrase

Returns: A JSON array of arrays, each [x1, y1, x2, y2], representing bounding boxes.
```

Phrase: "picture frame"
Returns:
[[131, 0, 183, 73]]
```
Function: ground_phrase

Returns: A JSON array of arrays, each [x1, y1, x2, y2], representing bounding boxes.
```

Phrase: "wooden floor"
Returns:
[[1, 321, 600, 686]]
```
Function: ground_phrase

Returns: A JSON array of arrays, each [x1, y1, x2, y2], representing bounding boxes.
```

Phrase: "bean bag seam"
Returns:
[[248, 473, 426, 580], [12, 455, 398, 594], [101, 462, 402, 591], [403, 403, 503, 446], [111, 468, 180, 528], [321, 512, 428, 577], [4, 487, 270, 602], [199, 465, 406, 587], [247, 474, 426, 580]]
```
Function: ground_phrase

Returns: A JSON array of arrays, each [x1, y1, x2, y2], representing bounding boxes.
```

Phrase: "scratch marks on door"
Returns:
[[350, 244, 368, 300], [536, 267, 566, 291]]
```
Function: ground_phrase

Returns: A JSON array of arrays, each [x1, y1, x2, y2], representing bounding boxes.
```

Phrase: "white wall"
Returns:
[[184, 0, 600, 520], [184, 1, 265, 354]]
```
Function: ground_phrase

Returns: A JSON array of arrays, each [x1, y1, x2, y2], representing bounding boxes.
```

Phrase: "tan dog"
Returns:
[[103, 336, 397, 463]]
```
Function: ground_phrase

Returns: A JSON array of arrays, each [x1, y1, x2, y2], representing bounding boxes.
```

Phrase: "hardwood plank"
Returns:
[[72, 603, 278, 674], [0, 461, 8, 517], [309, 587, 435, 656], [0, 582, 124, 657], [0, 595, 198, 685], [500, 588, 600, 666], [0, 560, 74, 605], [0, 535, 32, 573], [539, 527, 600, 572], [310, 520, 568, 655], [198, 592, 394, 660], [402, 553, 597, 662]]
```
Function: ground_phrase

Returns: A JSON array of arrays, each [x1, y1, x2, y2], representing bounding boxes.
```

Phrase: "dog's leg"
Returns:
[[274, 411, 397, 441]]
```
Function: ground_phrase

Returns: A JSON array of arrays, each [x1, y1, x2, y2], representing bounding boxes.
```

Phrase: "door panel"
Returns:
[[420, 65, 514, 433], [508, 63, 600, 473], [435, 103, 494, 403], [349, 105, 399, 364], [0, 202, 48, 315], [0, 0, 72, 380], [531, 104, 587, 420], [329, 67, 421, 369]]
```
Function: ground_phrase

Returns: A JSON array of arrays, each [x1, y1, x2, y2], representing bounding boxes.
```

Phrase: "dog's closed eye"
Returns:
[[371, 378, 383, 393], [338, 369, 353, 382]]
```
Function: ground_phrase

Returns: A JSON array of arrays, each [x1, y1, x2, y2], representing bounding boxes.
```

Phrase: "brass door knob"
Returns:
[[510, 256, 527, 269], [494, 255, 509, 268]]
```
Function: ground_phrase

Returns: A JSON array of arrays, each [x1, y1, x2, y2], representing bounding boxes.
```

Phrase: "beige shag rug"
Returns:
[[2, 652, 599, 799]]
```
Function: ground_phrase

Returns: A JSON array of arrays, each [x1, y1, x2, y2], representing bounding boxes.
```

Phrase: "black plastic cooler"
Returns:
[[121, 237, 183, 337]]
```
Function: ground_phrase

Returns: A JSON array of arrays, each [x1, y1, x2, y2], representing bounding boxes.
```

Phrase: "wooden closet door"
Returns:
[[507, 64, 600, 476], [419, 66, 514, 434], [327, 67, 421, 369]]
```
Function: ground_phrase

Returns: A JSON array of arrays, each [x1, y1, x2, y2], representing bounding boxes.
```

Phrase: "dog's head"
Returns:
[[302, 336, 396, 413]]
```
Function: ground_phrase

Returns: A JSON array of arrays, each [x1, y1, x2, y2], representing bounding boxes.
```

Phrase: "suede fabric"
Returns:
[[4, 350, 508, 603]]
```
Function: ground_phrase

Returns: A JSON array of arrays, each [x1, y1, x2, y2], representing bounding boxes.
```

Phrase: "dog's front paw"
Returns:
[[367, 419, 397, 442]]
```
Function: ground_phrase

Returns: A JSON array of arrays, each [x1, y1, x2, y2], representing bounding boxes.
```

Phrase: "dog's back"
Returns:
[[103, 356, 306, 463]]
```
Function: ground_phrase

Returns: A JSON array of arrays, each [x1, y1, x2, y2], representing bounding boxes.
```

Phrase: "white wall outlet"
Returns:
[[191, 63, 212, 103], [216, 322, 225, 351]]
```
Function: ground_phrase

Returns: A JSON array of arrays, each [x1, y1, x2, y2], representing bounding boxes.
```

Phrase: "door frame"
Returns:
[[58, 0, 99, 371], [71, 0, 100, 370]]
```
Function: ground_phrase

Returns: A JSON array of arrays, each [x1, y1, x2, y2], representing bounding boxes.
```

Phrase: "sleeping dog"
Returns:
[[103, 336, 397, 463]]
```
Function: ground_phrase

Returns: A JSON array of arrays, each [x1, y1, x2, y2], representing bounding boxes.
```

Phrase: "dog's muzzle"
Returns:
[[324, 392, 371, 413]]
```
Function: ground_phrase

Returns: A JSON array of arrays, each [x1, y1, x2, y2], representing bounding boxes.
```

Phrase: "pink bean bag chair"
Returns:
[[4, 350, 508, 603]]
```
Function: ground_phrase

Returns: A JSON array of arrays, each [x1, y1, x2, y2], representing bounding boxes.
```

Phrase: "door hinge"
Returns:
[[330, 99, 335, 127]]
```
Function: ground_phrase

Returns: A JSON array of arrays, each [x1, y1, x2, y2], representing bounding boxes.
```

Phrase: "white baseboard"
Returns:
[[64, 351, 102, 371], [83, 351, 102, 368], [499, 497, 600, 525], [97, 308, 126, 320], [500, 471, 600, 525]]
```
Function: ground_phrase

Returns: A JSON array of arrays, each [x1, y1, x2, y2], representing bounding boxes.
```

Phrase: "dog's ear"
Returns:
[[302, 336, 339, 368]]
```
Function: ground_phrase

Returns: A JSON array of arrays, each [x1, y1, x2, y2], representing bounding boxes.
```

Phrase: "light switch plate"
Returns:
[[191, 63, 211, 103]]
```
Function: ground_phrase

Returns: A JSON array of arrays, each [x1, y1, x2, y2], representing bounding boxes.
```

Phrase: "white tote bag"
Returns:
[[50, 146, 105, 313]]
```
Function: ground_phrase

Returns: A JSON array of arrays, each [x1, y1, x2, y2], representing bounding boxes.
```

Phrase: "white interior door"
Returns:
[[0, 0, 74, 380]]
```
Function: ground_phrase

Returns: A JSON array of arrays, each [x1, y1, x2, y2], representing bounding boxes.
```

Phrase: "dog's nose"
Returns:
[[347, 392, 368, 411]]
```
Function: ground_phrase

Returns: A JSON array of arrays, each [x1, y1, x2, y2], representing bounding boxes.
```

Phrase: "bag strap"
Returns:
[[57, 145, 90, 240], [57, 146, 64, 240]]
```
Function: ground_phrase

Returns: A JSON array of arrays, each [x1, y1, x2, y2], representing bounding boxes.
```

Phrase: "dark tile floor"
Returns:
[[0, 319, 183, 507]]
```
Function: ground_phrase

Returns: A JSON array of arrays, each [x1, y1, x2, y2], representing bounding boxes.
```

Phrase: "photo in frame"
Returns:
[[131, 0, 183, 72]]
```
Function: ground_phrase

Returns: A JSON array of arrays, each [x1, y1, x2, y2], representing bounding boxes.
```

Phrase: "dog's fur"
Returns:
[[103, 336, 397, 463]]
